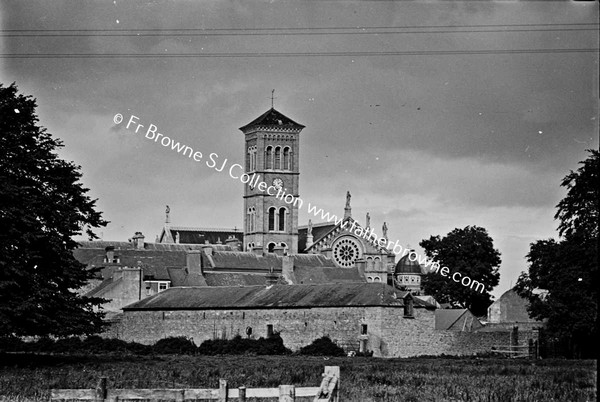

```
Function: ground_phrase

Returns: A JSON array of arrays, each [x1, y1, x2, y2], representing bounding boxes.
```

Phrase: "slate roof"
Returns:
[[298, 222, 336, 252], [203, 272, 269, 286], [124, 283, 410, 311], [164, 227, 243, 245], [205, 251, 282, 272], [293, 266, 365, 284], [239, 108, 305, 132], [434, 309, 482, 330], [85, 277, 122, 298]]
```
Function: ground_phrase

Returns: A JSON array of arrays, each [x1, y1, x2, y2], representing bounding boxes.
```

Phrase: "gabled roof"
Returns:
[[293, 266, 365, 285], [205, 251, 283, 272], [239, 108, 305, 132], [124, 283, 410, 311], [203, 272, 269, 287], [159, 226, 243, 245], [435, 309, 483, 330], [298, 222, 337, 252]]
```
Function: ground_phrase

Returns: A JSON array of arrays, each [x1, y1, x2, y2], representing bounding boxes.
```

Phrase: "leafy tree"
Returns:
[[420, 226, 501, 316], [516, 150, 598, 358], [0, 83, 107, 337]]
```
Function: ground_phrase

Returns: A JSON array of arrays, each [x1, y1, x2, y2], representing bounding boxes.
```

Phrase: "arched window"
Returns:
[[283, 147, 290, 170], [246, 208, 252, 232], [268, 242, 276, 253], [268, 207, 276, 231], [274, 146, 281, 169], [373, 276, 381, 282], [366, 257, 374, 271], [252, 147, 257, 170], [278, 207, 286, 231], [265, 146, 273, 169], [247, 148, 251, 171]]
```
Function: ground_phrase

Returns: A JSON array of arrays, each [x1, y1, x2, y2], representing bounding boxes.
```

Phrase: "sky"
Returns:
[[1, 1, 598, 299]]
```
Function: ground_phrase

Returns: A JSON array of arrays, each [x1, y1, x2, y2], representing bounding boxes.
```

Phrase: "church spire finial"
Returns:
[[271, 89, 276, 109], [165, 205, 170, 224]]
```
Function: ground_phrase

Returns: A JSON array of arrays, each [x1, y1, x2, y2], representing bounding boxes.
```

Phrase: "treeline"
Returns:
[[0, 335, 357, 357]]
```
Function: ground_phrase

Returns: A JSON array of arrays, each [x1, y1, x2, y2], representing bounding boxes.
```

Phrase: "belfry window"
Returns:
[[278, 207, 286, 231], [268, 207, 276, 231], [283, 147, 291, 170], [274, 146, 281, 169], [266, 146, 273, 169]]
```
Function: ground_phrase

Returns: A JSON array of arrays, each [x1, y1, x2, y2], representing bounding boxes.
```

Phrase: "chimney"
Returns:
[[105, 246, 115, 263], [252, 245, 264, 256], [272, 246, 285, 256], [115, 266, 143, 302], [186, 250, 202, 276], [265, 267, 279, 285], [225, 236, 241, 251], [282, 255, 294, 282], [132, 232, 145, 249]]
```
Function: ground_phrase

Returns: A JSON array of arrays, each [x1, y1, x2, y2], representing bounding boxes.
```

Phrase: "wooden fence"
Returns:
[[492, 339, 539, 359], [50, 366, 339, 402]]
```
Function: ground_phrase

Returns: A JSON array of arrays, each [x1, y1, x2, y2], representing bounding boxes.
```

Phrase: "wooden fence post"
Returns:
[[325, 366, 340, 402], [95, 377, 107, 402], [219, 379, 228, 402], [238, 386, 246, 402], [279, 385, 295, 402]]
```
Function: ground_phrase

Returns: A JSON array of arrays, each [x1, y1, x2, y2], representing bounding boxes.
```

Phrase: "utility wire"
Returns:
[[1, 27, 597, 37], [1, 22, 597, 33], [2, 48, 597, 59]]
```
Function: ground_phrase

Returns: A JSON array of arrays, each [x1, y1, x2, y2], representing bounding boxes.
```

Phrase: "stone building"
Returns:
[[486, 288, 544, 331], [118, 283, 513, 358]]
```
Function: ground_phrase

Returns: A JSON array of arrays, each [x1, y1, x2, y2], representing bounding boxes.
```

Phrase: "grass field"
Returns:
[[0, 353, 596, 402]]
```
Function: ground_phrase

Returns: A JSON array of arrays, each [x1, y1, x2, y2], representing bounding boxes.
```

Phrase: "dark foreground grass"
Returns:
[[0, 353, 596, 402]]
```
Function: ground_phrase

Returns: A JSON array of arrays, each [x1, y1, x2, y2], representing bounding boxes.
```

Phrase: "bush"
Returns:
[[298, 336, 345, 356], [198, 333, 291, 355], [153, 337, 197, 355]]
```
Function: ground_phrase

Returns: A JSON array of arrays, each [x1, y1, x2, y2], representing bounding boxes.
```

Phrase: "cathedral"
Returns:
[[76, 105, 426, 316], [156, 106, 418, 285]]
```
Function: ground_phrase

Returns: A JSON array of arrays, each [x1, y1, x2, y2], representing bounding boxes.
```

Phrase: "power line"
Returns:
[[1, 22, 597, 33], [1, 27, 597, 37], [2, 48, 597, 59]]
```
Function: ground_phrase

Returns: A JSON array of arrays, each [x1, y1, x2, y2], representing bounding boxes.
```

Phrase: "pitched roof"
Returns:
[[85, 277, 123, 298], [434, 309, 482, 330], [165, 227, 243, 245], [203, 272, 269, 287], [206, 251, 283, 272], [123, 283, 409, 310], [293, 266, 365, 284], [298, 223, 337, 252], [239, 108, 305, 132]]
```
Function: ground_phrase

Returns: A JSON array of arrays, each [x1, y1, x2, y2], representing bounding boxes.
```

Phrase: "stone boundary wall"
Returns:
[[118, 306, 388, 355], [111, 306, 539, 357]]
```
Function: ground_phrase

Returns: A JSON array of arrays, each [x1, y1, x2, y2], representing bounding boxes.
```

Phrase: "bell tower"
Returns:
[[239, 107, 304, 254]]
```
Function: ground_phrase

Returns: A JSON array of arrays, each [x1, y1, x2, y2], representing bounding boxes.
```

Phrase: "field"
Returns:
[[0, 353, 596, 402]]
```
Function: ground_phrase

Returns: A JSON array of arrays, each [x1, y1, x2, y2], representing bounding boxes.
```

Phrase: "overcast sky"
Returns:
[[1, 1, 598, 298]]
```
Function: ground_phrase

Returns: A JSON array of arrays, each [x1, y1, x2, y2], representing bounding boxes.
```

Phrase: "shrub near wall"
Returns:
[[197, 334, 291, 355]]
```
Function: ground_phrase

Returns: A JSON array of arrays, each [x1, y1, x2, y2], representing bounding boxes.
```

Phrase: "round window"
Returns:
[[332, 236, 363, 268]]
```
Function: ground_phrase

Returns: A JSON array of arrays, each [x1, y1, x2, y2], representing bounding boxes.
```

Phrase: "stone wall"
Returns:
[[119, 306, 386, 355], [114, 305, 539, 358]]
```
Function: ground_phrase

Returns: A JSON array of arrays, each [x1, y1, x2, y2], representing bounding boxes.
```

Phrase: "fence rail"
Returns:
[[50, 366, 339, 402]]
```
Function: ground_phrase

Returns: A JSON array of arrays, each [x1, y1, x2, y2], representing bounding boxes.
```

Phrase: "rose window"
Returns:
[[332, 237, 363, 268]]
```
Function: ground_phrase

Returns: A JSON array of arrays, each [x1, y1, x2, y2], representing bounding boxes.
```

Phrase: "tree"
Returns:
[[0, 83, 108, 337], [419, 226, 501, 316], [516, 150, 598, 358]]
